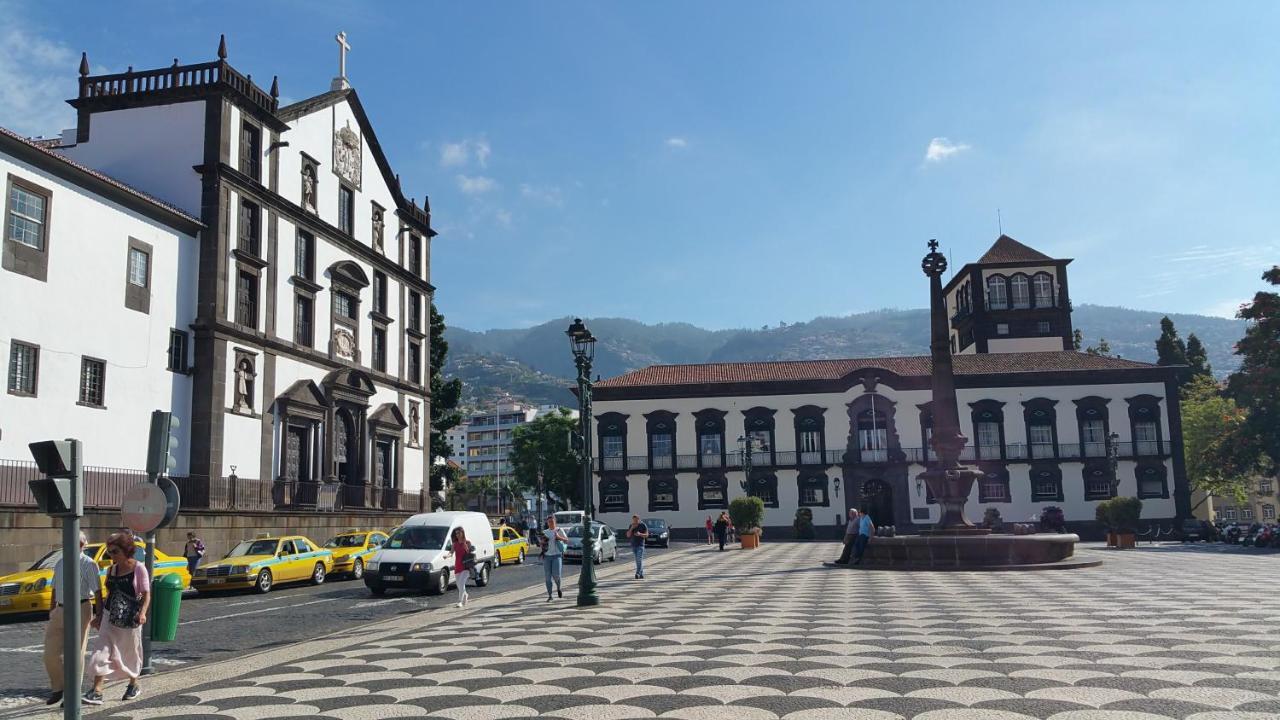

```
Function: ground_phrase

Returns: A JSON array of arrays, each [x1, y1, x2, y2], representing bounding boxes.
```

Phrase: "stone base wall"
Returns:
[[0, 508, 415, 576]]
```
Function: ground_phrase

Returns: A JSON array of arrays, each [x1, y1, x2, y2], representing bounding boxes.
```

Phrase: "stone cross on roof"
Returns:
[[332, 31, 352, 91]]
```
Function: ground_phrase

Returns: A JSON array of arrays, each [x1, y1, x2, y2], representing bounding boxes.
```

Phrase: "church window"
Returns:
[[335, 291, 356, 320], [236, 270, 258, 328], [409, 234, 423, 276], [987, 276, 1008, 310], [373, 271, 388, 315], [127, 247, 149, 287], [166, 330, 188, 373], [8, 341, 38, 395], [78, 356, 106, 407], [294, 231, 314, 280], [6, 180, 48, 250], [1011, 274, 1031, 308], [240, 121, 261, 182], [372, 326, 387, 372], [408, 291, 422, 331], [238, 200, 260, 256], [1033, 273, 1054, 306], [407, 340, 421, 384], [294, 295, 313, 347], [338, 185, 355, 235]]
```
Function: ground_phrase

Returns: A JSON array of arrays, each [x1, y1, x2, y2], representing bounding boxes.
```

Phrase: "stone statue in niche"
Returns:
[[408, 402, 420, 446], [234, 356, 256, 413], [372, 206, 384, 251], [301, 163, 317, 213]]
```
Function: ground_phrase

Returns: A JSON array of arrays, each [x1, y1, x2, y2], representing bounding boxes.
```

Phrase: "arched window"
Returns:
[[1011, 274, 1031, 309], [987, 275, 1008, 310], [1033, 273, 1054, 307]]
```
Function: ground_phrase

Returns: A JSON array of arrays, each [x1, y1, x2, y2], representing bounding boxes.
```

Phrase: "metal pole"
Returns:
[[62, 515, 81, 720], [576, 354, 598, 607], [140, 529, 155, 675]]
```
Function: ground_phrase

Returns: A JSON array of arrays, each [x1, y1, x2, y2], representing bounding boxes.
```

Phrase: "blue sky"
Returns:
[[3, 2, 1277, 330]]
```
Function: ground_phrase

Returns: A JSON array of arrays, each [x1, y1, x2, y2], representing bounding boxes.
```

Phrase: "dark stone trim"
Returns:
[[2, 173, 52, 282], [1125, 393, 1165, 456], [797, 471, 831, 507], [599, 475, 630, 514], [975, 462, 1011, 503], [968, 399, 1007, 460], [1073, 395, 1112, 453], [70, 65, 287, 133], [846, 393, 903, 464], [644, 410, 678, 468], [265, 211, 278, 335], [792, 405, 827, 465], [370, 310, 394, 325], [1165, 376, 1192, 518], [596, 412, 629, 466], [231, 247, 268, 270], [258, 351, 276, 483], [166, 328, 190, 374], [1134, 460, 1170, 500], [77, 355, 108, 409], [942, 257, 1073, 296], [742, 406, 777, 465], [1028, 462, 1065, 503], [5, 339, 39, 397], [1022, 397, 1061, 459], [647, 475, 680, 512], [695, 472, 728, 510], [290, 274, 322, 294], [693, 408, 727, 469], [745, 471, 780, 508], [123, 236, 152, 314]]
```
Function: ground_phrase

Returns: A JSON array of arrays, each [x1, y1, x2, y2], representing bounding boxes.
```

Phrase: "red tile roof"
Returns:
[[596, 351, 1156, 388], [0, 126, 202, 227], [978, 234, 1055, 264]]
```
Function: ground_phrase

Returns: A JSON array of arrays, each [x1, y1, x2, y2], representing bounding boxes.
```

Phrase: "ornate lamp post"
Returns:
[[737, 435, 762, 494], [566, 318, 599, 607]]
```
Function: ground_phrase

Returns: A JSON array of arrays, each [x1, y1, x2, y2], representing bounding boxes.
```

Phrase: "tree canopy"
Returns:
[[1181, 375, 1256, 505], [509, 408, 582, 510], [1155, 316, 1189, 368], [1185, 333, 1212, 380], [429, 303, 464, 501], [1226, 266, 1280, 473]]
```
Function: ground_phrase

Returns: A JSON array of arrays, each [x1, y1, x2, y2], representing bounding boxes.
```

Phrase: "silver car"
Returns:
[[563, 522, 617, 564]]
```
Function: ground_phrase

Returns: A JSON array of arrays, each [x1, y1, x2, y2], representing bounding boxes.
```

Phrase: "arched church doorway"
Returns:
[[861, 479, 894, 527]]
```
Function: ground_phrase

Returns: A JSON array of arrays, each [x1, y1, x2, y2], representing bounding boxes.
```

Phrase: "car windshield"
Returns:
[[563, 525, 601, 539], [30, 550, 62, 571], [554, 513, 581, 524], [228, 539, 279, 557], [644, 520, 667, 530], [326, 534, 366, 548], [385, 526, 449, 550], [491, 528, 502, 540]]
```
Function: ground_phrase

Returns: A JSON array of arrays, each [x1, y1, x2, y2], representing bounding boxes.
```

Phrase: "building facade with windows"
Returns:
[[591, 237, 1190, 536], [461, 403, 577, 485], [1, 38, 435, 510]]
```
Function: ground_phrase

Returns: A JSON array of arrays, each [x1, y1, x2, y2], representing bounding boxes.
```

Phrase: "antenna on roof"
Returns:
[[997, 208, 1003, 236]]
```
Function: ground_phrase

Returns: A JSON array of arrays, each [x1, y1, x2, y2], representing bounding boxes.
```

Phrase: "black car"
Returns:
[[642, 518, 670, 547]]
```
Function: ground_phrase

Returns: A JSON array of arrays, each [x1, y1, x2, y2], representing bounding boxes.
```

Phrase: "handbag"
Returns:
[[106, 567, 141, 629], [462, 542, 476, 571]]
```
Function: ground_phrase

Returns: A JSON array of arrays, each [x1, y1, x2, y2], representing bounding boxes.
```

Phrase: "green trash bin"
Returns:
[[150, 573, 184, 642]]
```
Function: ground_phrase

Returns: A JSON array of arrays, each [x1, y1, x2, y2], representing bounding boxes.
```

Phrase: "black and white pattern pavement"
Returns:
[[81, 542, 1280, 719]]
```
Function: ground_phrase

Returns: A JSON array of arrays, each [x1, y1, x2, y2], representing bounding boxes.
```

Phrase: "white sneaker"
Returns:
[[455, 602, 464, 608]]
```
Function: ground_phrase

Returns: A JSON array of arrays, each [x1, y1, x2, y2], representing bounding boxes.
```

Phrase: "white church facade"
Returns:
[[592, 237, 1190, 537], [1, 35, 435, 510]]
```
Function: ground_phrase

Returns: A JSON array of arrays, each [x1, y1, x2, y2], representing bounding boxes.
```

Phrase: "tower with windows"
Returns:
[[943, 235, 1074, 354]]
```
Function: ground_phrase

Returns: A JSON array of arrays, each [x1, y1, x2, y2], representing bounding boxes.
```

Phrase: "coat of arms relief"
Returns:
[[333, 120, 362, 190]]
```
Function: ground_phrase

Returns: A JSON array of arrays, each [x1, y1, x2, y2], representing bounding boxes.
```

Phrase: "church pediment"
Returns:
[[271, 379, 326, 414], [327, 260, 370, 288], [322, 367, 376, 397], [368, 402, 407, 429]]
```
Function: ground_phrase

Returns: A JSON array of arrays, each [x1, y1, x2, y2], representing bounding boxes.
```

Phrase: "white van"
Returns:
[[554, 510, 587, 527], [364, 511, 496, 596]]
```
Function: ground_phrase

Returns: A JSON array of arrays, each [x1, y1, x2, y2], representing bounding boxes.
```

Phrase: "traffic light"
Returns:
[[28, 439, 83, 517], [145, 410, 181, 477]]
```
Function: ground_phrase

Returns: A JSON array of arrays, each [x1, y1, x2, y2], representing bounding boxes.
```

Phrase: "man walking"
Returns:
[[852, 510, 874, 565], [834, 509, 859, 564], [627, 515, 649, 579], [183, 532, 205, 575], [44, 531, 101, 706]]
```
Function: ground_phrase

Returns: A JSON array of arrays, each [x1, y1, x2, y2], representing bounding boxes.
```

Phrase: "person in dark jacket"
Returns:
[[713, 512, 731, 551]]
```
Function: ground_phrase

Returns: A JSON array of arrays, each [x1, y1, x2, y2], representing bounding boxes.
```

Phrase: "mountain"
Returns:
[[443, 305, 1247, 407]]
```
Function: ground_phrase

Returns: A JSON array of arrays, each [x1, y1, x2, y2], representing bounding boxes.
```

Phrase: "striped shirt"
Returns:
[[51, 551, 100, 603]]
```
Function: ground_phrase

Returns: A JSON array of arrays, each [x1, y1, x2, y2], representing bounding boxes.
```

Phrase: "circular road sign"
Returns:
[[121, 483, 168, 533]]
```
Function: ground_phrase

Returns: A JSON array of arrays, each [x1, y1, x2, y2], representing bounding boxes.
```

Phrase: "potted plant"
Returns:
[[1110, 496, 1143, 549], [1096, 499, 1116, 546], [730, 496, 765, 549], [793, 508, 816, 540]]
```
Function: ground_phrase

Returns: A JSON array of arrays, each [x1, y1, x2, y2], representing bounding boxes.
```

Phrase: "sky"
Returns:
[[2, 1, 1277, 331]]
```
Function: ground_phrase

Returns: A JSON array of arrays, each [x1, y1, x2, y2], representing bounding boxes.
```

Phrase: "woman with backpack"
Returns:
[[82, 532, 150, 705], [450, 526, 474, 608]]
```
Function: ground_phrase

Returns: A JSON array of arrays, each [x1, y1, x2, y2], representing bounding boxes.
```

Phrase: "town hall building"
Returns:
[[592, 236, 1190, 536], [0, 35, 435, 509]]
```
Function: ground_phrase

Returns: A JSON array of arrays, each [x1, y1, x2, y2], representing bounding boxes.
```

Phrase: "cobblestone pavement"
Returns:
[[68, 542, 1280, 719]]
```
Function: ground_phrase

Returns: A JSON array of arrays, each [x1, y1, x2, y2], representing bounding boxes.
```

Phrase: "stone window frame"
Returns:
[[1010, 272, 1032, 309], [327, 261, 367, 366], [77, 355, 107, 409], [7, 339, 39, 396], [1135, 461, 1169, 500], [406, 339, 421, 384], [1125, 394, 1165, 457], [1022, 398, 1059, 460], [792, 405, 826, 466], [1032, 271, 1055, 307], [1029, 462, 1064, 503], [239, 119, 263, 183], [600, 476, 630, 514], [1263, 504, 1275, 521], [123, 236, 152, 314], [371, 324, 388, 373], [694, 409, 727, 469], [337, 183, 356, 237], [969, 399, 1007, 461], [237, 198, 262, 257], [372, 270, 389, 316], [797, 472, 830, 507], [986, 273, 1009, 310], [294, 292, 314, 347], [3, 173, 52, 282], [747, 471, 779, 508], [1082, 459, 1115, 502], [977, 463, 1011, 503], [742, 407, 776, 466], [1074, 396, 1112, 459], [408, 233, 423, 277], [696, 472, 728, 510], [293, 229, 315, 281], [235, 266, 261, 329], [647, 474, 679, 512], [407, 290, 422, 333], [597, 412, 628, 472], [166, 329, 189, 374], [645, 410, 678, 471]]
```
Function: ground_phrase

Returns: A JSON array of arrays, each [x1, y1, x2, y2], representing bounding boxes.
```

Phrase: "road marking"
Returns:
[[0, 644, 42, 654], [351, 598, 429, 610], [178, 598, 337, 626]]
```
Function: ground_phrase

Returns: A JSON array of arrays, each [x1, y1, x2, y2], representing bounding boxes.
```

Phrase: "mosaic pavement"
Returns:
[[86, 542, 1280, 720]]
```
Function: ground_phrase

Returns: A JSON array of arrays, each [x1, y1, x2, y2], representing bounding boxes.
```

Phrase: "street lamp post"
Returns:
[[737, 435, 756, 494], [567, 318, 599, 607]]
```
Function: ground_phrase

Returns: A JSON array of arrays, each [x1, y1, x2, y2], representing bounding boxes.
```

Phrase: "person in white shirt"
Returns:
[[834, 509, 859, 564], [43, 531, 101, 706], [541, 516, 569, 601]]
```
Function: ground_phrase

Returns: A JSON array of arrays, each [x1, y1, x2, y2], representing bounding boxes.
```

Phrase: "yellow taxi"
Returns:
[[322, 529, 388, 579], [492, 525, 529, 567], [0, 540, 190, 618], [191, 534, 333, 594]]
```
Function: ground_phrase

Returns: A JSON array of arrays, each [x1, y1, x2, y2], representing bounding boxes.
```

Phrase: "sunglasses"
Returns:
[[107, 547, 129, 556]]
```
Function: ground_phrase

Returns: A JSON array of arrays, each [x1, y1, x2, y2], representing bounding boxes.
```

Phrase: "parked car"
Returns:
[[642, 518, 671, 547], [492, 525, 528, 566], [323, 529, 388, 579], [1180, 519, 1208, 542], [563, 522, 617, 564], [554, 510, 587, 528], [1, 540, 190, 617], [365, 511, 496, 596], [192, 534, 332, 594]]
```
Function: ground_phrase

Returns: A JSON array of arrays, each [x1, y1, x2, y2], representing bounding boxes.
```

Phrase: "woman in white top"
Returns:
[[541, 516, 569, 601]]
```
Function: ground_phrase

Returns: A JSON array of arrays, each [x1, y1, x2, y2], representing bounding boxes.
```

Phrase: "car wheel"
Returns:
[[494, 552, 502, 568], [255, 569, 273, 594], [352, 559, 364, 580], [594, 550, 602, 565], [517, 548, 526, 565], [369, 585, 386, 597], [428, 569, 448, 596], [311, 563, 326, 585], [475, 563, 490, 587]]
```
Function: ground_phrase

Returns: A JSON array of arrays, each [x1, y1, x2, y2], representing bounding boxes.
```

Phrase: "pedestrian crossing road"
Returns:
[[27, 541, 1280, 719]]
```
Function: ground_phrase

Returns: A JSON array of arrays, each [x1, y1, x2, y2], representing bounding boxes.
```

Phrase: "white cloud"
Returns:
[[925, 137, 971, 162], [456, 174, 497, 195], [1202, 298, 1246, 319], [0, 10, 78, 138], [519, 183, 563, 206], [440, 137, 491, 168], [665, 137, 688, 148]]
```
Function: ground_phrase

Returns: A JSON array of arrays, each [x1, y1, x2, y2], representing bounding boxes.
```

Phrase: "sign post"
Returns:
[[136, 411, 181, 675]]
